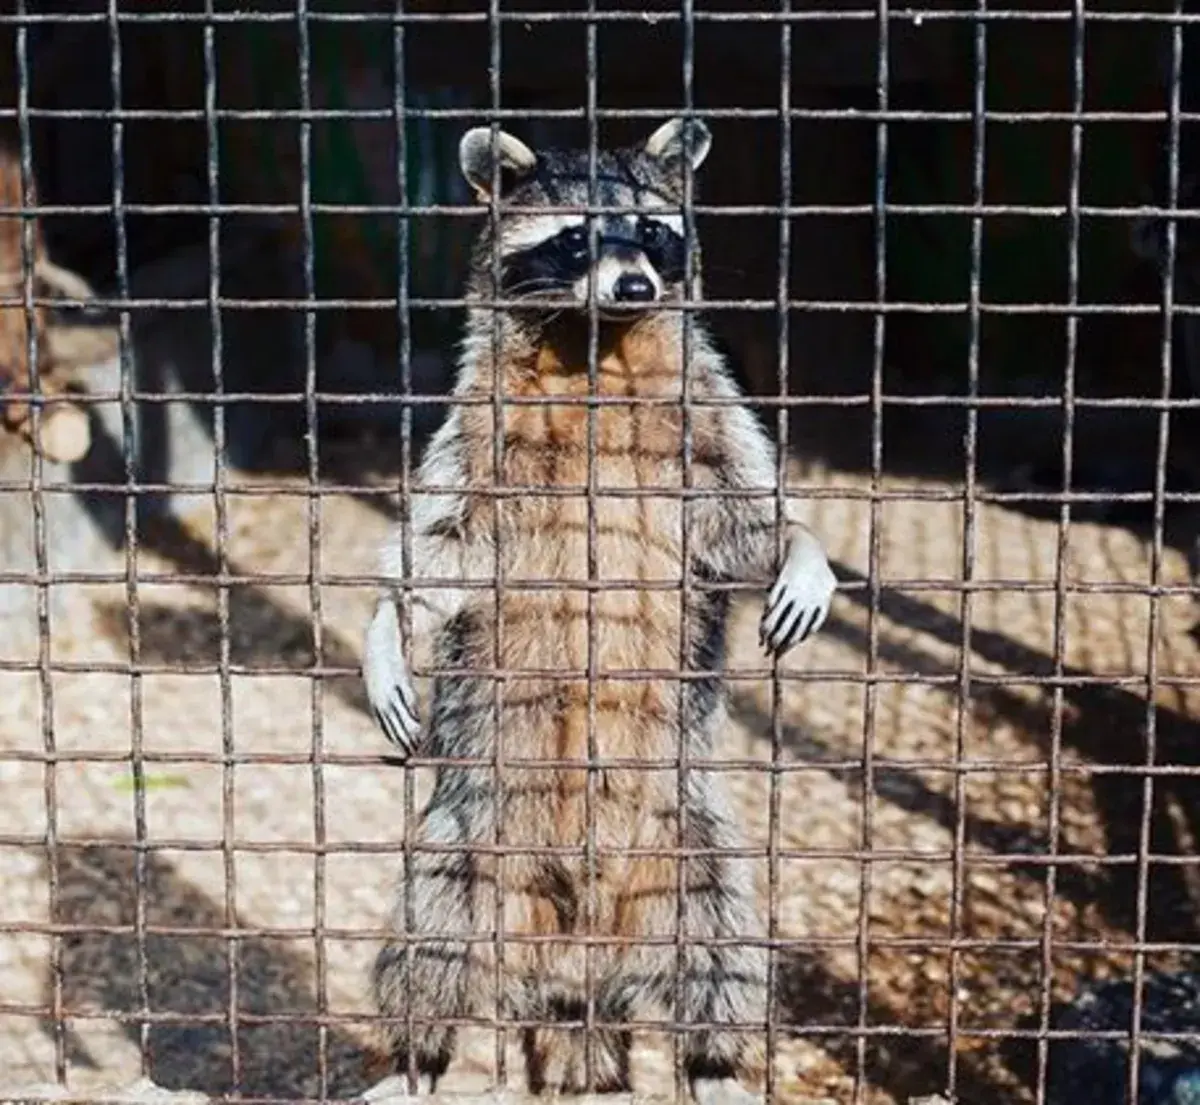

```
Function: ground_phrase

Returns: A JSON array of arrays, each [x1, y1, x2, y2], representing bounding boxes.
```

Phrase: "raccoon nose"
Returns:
[[611, 272, 657, 303]]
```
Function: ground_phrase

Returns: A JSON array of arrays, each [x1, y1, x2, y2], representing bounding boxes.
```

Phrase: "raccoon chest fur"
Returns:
[[501, 324, 691, 484], [455, 325, 718, 799]]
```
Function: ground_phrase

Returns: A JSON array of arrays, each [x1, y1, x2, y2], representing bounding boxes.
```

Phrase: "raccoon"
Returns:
[[361, 117, 838, 1103]]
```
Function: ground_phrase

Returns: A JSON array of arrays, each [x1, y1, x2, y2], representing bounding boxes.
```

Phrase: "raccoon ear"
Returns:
[[642, 116, 712, 175], [459, 127, 538, 201]]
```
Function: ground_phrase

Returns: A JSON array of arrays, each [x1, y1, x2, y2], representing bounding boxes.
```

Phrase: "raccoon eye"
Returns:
[[637, 217, 668, 252], [557, 224, 590, 264]]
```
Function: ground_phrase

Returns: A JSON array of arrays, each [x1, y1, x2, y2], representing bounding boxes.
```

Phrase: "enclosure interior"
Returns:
[[1, 3, 1199, 1105]]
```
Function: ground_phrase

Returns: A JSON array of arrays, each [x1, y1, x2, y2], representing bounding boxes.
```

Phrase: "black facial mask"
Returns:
[[501, 217, 688, 297]]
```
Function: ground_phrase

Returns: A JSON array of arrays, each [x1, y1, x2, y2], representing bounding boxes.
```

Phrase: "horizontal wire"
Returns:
[[5, 7, 1200, 23], [1, 572, 1197, 593], [3, 922, 1200, 955], [1, 660, 1197, 685], [9, 106, 1200, 124], [2, 1002, 1193, 1042], [3, 750, 1200, 775], [13, 293, 1200, 314], [5, 392, 1200, 411], [6, 199, 1200, 218]]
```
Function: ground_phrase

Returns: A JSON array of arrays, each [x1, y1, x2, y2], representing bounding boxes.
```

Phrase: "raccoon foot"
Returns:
[[363, 598, 421, 757], [522, 1015, 631, 1095], [760, 529, 836, 656], [690, 1076, 764, 1105], [357, 1072, 437, 1101]]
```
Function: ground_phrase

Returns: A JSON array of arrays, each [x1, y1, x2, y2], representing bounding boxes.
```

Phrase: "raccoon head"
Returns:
[[459, 117, 712, 322]]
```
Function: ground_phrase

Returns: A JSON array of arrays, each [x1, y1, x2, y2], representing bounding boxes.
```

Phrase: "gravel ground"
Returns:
[[1, 432, 1198, 1105]]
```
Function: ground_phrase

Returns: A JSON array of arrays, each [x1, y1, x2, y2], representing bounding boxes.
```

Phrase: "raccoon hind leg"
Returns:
[[678, 826, 769, 1103], [372, 808, 491, 1091], [521, 995, 632, 1095]]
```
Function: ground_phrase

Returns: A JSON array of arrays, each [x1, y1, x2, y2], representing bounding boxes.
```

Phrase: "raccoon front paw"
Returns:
[[363, 599, 422, 758], [759, 533, 837, 657]]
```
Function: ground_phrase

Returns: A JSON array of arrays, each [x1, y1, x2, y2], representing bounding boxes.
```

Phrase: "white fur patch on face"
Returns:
[[636, 206, 685, 237], [605, 209, 685, 242], [500, 194, 683, 256], [573, 254, 664, 305]]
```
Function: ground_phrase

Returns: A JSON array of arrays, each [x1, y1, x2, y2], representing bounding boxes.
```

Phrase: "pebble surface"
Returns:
[[1, 451, 1197, 1104]]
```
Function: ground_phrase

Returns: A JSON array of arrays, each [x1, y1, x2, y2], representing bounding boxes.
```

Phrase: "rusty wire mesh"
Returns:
[[0, 4, 1199, 1105]]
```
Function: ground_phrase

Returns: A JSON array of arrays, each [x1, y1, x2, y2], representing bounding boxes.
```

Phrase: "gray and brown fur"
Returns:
[[364, 118, 836, 1100]]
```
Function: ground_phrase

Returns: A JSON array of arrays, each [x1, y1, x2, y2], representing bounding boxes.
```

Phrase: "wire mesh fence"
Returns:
[[0, 3, 1199, 1104]]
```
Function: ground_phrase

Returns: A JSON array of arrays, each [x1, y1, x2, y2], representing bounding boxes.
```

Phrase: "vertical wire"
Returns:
[[487, 0, 507, 1085], [106, 0, 151, 1074], [765, 3, 793, 1099], [16, 0, 62, 1081], [673, 5, 697, 1101], [296, 4, 330, 1096], [202, 0, 239, 1090], [392, 4, 419, 1095], [946, 0, 988, 1094], [1035, 1, 1086, 1101], [583, 0, 599, 1090], [855, 0, 890, 1097], [16, 2, 63, 1079], [1130, 4, 1183, 1098]]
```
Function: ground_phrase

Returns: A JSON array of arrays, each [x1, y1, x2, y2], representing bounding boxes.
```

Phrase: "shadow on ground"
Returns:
[[729, 558, 1200, 1101], [732, 561, 1200, 948], [40, 841, 1017, 1103], [38, 843, 373, 1100], [88, 511, 373, 721]]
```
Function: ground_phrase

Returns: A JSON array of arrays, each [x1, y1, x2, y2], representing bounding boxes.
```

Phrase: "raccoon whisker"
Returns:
[[538, 307, 571, 328], [514, 288, 573, 304], [502, 277, 572, 299], [505, 280, 563, 295]]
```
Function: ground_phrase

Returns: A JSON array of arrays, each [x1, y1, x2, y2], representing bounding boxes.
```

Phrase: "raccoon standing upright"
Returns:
[[362, 117, 838, 1103]]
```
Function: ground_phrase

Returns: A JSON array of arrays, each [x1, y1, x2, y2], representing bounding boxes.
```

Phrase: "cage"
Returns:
[[1, 4, 1199, 1105]]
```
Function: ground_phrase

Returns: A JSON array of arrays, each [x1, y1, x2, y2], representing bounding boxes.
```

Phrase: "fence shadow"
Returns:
[[38, 842, 372, 1100], [88, 510, 373, 721], [38, 841, 1019, 1103], [774, 949, 1016, 1105], [727, 561, 1200, 1100], [825, 559, 1200, 946], [785, 393, 1200, 587]]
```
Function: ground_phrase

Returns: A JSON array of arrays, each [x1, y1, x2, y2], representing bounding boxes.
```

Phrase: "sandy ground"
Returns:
[[1, 436, 1198, 1105]]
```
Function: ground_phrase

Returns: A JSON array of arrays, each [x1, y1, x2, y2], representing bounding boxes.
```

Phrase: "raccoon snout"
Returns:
[[612, 272, 657, 303], [594, 256, 662, 306]]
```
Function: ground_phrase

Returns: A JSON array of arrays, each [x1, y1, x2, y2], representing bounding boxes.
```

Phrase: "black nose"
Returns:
[[611, 272, 657, 303]]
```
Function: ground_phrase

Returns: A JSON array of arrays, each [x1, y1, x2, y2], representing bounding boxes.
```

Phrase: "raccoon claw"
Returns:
[[371, 683, 421, 757], [760, 533, 836, 658]]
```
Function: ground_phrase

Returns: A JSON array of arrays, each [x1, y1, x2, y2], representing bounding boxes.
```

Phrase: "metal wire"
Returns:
[[103, 0, 152, 1078], [14, 0, 60, 1083], [1, 6, 1200, 1105], [944, 0, 985, 1092], [855, 0, 889, 1093]]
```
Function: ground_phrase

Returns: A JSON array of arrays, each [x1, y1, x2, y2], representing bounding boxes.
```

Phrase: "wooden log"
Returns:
[[0, 134, 97, 465]]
